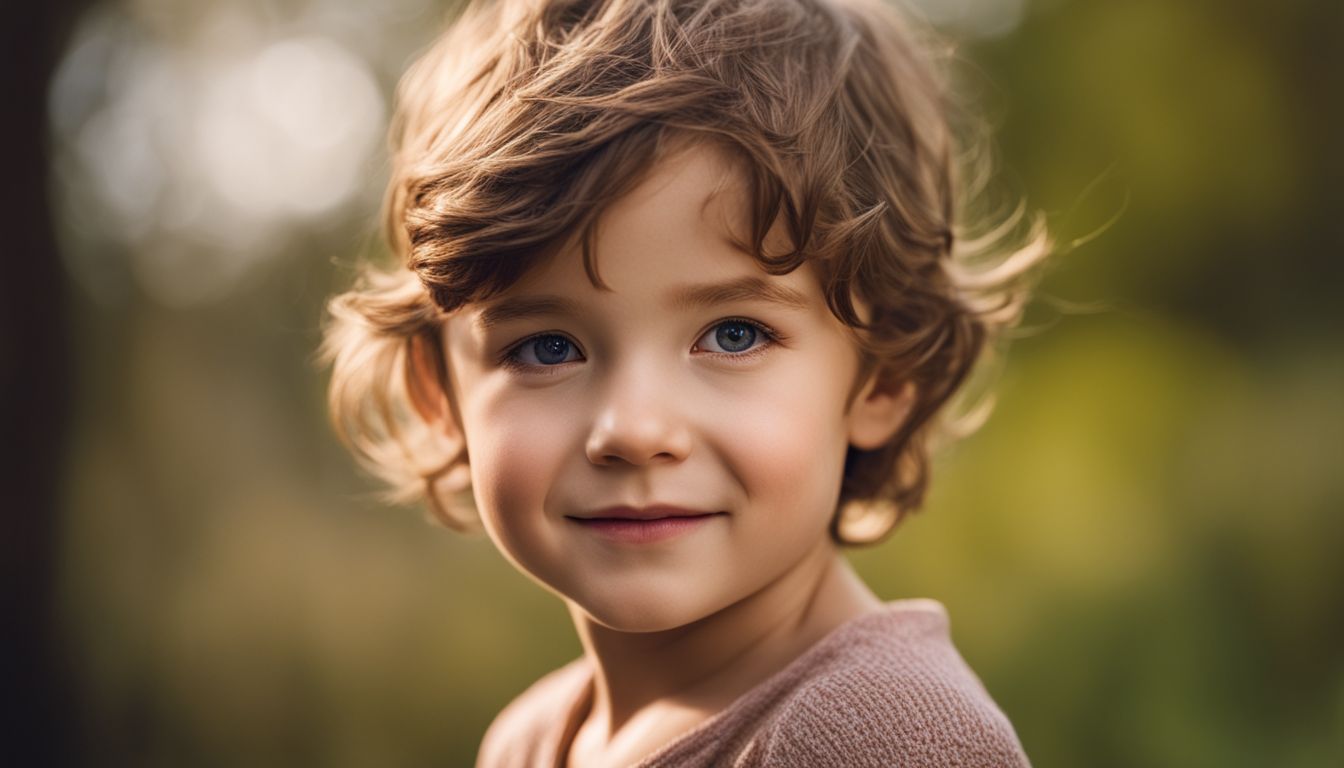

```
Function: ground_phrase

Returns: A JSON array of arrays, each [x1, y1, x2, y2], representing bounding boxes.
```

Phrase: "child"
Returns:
[[324, 0, 1047, 764]]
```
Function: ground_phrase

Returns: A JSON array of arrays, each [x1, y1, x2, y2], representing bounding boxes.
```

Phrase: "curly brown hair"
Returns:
[[322, 0, 1049, 545]]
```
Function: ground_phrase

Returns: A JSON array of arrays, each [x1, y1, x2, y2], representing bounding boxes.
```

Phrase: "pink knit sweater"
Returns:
[[475, 599, 1030, 767]]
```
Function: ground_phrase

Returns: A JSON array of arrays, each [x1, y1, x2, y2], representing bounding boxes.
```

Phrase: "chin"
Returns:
[[570, 582, 719, 634]]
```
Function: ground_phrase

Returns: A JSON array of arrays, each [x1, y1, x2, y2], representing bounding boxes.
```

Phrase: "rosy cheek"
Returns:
[[465, 390, 574, 527], [720, 377, 848, 507]]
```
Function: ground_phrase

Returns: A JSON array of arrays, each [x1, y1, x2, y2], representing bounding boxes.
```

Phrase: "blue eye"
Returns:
[[507, 334, 582, 367], [695, 319, 774, 355]]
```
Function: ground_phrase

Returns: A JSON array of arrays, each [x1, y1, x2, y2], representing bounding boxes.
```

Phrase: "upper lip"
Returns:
[[569, 505, 720, 521]]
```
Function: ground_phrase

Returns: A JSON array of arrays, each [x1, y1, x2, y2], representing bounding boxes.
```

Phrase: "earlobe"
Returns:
[[846, 375, 916, 450]]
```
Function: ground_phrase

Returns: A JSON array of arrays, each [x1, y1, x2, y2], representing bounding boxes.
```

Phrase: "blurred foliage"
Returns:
[[54, 0, 1343, 765]]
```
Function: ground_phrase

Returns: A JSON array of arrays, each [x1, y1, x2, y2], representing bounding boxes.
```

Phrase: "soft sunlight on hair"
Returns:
[[322, 0, 1050, 545]]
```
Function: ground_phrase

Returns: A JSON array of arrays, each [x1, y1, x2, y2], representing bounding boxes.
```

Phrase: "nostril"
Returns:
[[585, 431, 690, 467], [584, 394, 693, 466]]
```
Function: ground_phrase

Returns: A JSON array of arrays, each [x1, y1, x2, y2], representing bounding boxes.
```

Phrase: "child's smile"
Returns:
[[439, 140, 892, 632], [320, 0, 1039, 758]]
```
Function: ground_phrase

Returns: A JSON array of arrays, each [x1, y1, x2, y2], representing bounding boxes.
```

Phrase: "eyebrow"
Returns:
[[667, 275, 811, 313], [475, 295, 584, 330], [474, 275, 811, 330]]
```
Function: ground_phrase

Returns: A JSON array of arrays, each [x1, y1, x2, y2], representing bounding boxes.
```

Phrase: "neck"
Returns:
[[566, 539, 881, 739]]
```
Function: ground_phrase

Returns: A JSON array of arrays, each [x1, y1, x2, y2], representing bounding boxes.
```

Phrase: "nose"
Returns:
[[584, 367, 692, 467]]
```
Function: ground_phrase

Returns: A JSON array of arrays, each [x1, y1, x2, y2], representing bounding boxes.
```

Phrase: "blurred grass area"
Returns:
[[853, 312, 1344, 767], [54, 0, 1342, 765]]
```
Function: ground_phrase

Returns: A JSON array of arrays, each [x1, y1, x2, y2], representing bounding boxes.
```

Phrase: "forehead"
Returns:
[[463, 140, 825, 321]]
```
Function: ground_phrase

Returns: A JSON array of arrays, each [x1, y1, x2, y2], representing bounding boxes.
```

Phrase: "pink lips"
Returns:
[[567, 506, 724, 544]]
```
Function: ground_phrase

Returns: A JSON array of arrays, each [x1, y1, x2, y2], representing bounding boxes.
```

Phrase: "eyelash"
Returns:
[[497, 317, 784, 375], [694, 317, 782, 359]]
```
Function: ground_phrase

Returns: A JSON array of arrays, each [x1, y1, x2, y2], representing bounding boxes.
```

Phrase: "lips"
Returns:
[[569, 505, 720, 521], [565, 506, 725, 545]]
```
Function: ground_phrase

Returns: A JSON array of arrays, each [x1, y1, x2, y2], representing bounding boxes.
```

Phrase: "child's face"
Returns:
[[440, 141, 887, 632]]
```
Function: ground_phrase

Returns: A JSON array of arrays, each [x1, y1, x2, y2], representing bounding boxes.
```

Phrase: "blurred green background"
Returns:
[[22, 0, 1344, 765]]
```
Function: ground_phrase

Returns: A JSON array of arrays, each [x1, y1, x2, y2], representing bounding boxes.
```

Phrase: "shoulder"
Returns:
[[475, 658, 590, 768], [756, 600, 1030, 768]]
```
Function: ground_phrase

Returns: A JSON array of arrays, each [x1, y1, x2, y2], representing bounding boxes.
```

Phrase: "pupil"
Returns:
[[716, 322, 755, 353], [534, 336, 570, 364]]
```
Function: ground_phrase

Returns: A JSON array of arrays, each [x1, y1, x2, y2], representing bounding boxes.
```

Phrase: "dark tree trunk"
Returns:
[[2, 1, 85, 764]]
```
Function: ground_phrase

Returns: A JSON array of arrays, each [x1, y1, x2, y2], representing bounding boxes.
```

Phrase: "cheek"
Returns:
[[460, 386, 578, 538], [713, 367, 852, 511]]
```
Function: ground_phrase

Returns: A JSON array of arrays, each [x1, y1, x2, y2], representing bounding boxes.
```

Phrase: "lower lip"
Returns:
[[568, 514, 723, 544]]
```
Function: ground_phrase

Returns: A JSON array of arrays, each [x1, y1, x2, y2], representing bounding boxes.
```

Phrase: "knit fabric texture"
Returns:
[[475, 599, 1030, 767]]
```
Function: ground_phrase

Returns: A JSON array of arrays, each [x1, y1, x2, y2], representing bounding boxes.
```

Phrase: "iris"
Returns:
[[532, 335, 573, 364], [715, 321, 756, 353]]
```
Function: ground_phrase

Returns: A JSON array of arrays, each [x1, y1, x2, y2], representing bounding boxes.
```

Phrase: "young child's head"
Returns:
[[324, 0, 1045, 629]]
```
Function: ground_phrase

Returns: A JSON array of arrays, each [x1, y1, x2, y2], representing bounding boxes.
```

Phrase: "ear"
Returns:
[[405, 330, 468, 457], [406, 331, 454, 430], [845, 373, 916, 450], [406, 331, 477, 527]]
